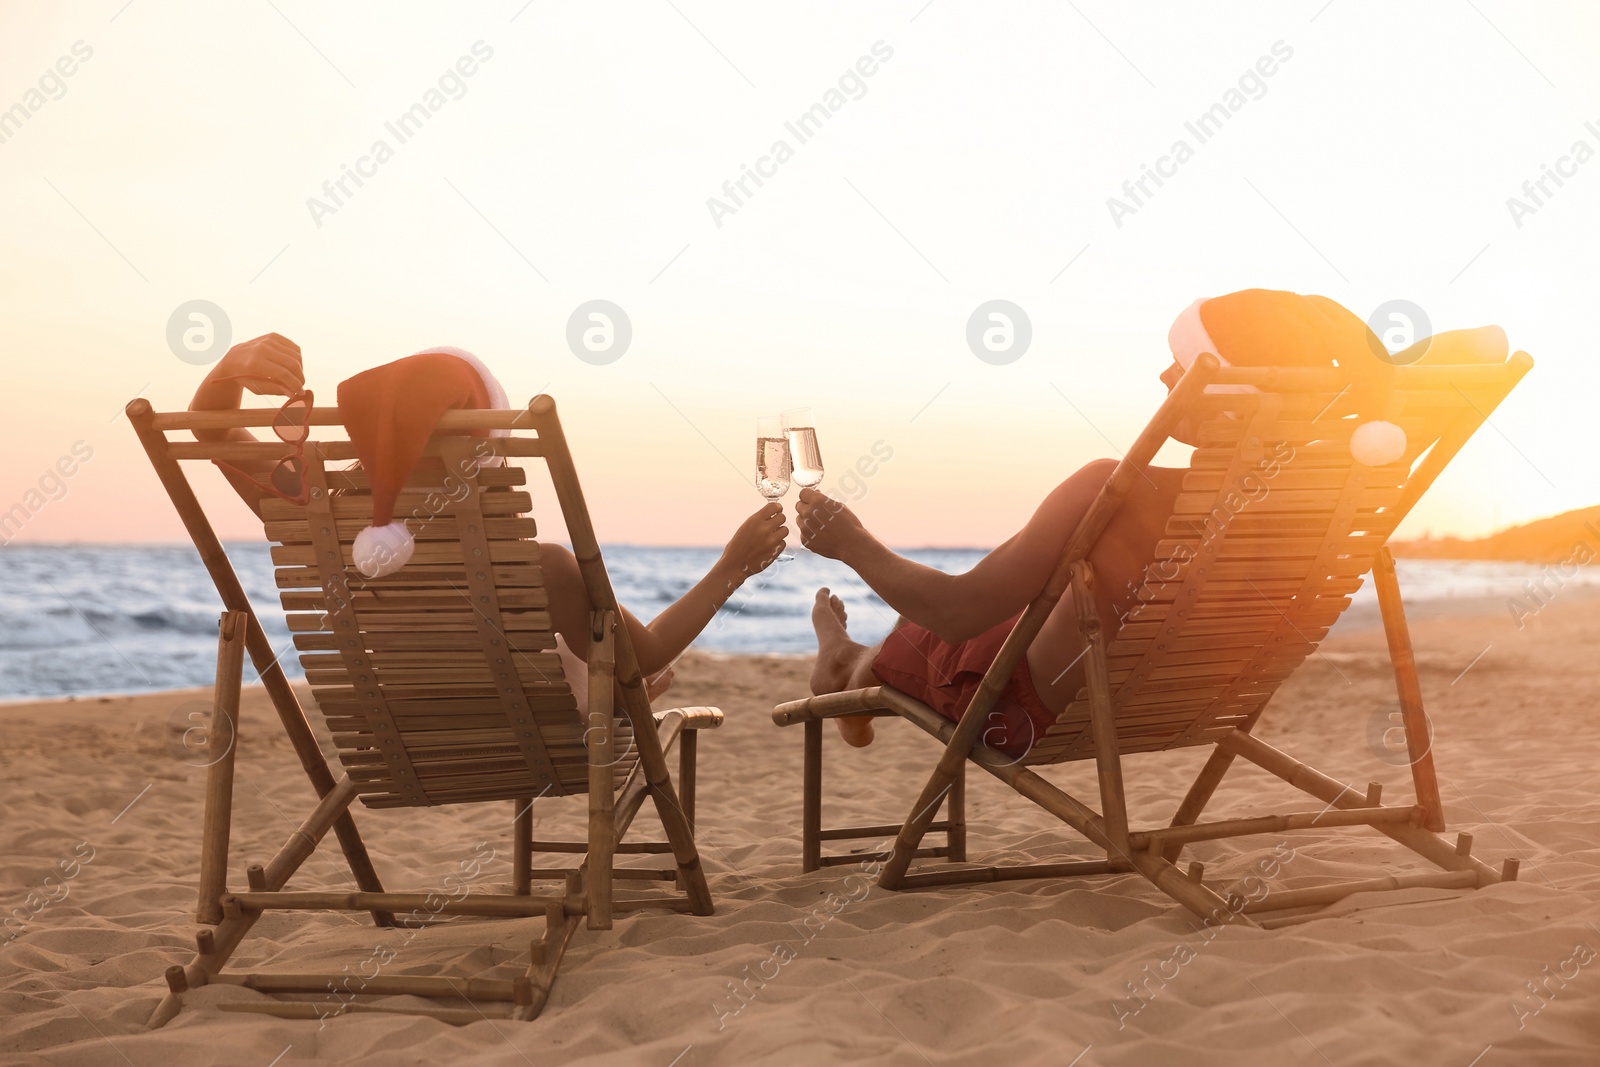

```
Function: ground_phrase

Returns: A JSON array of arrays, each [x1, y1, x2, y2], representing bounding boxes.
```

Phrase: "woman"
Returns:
[[191, 332, 788, 697]]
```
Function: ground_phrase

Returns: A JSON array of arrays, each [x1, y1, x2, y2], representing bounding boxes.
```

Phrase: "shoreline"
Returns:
[[1334, 578, 1600, 631], [7, 585, 1598, 708], [6, 583, 1591, 721]]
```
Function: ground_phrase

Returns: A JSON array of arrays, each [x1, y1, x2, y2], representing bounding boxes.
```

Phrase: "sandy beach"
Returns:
[[5, 0, 1594, 1061], [4, 594, 1599, 1066]]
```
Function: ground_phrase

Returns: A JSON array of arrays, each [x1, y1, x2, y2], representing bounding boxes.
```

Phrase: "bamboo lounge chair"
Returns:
[[772, 351, 1533, 928], [127, 394, 720, 1025]]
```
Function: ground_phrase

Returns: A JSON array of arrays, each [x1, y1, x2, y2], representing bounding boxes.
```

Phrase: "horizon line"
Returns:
[[0, 539, 1004, 554]]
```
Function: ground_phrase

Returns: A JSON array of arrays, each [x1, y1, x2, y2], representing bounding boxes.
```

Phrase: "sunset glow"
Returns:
[[2, 2, 1594, 549]]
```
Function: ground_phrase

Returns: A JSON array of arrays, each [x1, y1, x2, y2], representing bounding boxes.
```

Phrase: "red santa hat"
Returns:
[[1167, 289, 1407, 466], [337, 347, 509, 578]]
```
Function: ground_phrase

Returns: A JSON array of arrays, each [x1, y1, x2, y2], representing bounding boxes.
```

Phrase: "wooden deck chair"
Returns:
[[127, 393, 720, 1025], [773, 351, 1533, 928]]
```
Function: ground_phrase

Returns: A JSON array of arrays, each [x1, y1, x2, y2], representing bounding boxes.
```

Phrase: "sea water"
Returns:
[[0, 544, 1592, 701]]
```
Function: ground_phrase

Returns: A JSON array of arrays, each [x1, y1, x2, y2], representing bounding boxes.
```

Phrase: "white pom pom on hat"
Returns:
[[1350, 419, 1408, 467], [353, 522, 415, 578], [337, 347, 509, 579]]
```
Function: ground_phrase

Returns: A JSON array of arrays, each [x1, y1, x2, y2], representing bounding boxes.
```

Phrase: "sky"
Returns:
[[1, 0, 1596, 549]]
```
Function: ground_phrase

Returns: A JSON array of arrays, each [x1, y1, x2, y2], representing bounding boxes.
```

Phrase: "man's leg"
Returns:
[[810, 588, 887, 747]]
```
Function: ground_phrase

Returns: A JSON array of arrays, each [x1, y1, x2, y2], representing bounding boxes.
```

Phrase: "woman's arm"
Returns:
[[189, 333, 305, 515], [624, 502, 787, 674], [542, 503, 789, 676]]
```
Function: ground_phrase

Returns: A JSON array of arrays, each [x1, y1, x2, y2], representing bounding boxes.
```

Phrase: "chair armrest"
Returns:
[[772, 687, 897, 726], [653, 706, 724, 730]]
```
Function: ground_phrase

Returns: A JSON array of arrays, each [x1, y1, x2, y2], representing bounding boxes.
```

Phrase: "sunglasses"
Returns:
[[210, 375, 314, 506]]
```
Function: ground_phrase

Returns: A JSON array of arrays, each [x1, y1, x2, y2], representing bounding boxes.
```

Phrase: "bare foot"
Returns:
[[809, 588, 875, 747], [835, 715, 875, 747], [809, 588, 856, 693]]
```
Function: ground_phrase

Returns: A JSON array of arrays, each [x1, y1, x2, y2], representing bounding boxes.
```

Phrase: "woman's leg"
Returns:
[[809, 588, 887, 747]]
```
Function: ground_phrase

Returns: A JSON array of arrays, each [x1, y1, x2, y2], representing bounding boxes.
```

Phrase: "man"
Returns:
[[793, 289, 1402, 754], [795, 460, 1180, 753]]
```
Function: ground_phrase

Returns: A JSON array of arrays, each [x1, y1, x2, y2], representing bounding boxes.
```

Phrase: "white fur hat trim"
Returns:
[[353, 522, 414, 578], [1168, 298, 1253, 395]]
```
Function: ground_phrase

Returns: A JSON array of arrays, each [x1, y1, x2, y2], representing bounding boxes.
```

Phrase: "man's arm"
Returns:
[[796, 458, 1117, 644]]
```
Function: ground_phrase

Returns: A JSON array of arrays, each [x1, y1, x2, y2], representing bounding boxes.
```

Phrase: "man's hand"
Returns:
[[795, 487, 868, 561], [720, 502, 788, 579], [208, 333, 304, 395]]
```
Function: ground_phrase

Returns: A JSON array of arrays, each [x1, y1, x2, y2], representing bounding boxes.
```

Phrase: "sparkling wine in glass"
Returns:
[[756, 416, 792, 499], [783, 407, 824, 489], [756, 416, 794, 562]]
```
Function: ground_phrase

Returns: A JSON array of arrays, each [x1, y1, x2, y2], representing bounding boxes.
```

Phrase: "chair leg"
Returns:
[[1162, 745, 1239, 864], [512, 797, 533, 897], [197, 611, 248, 925], [1073, 562, 1131, 862], [678, 729, 697, 830], [636, 751, 711, 913], [515, 902, 582, 1021], [1373, 548, 1446, 832], [671, 729, 698, 892], [1129, 845, 1249, 925], [586, 612, 617, 931], [150, 777, 363, 1028], [1163, 698, 1278, 864], [1217, 728, 1502, 884], [802, 720, 823, 873], [946, 759, 967, 863], [602, 706, 715, 914], [604, 669, 711, 912], [879, 762, 965, 889], [880, 686, 1006, 888], [798, 711, 966, 871]]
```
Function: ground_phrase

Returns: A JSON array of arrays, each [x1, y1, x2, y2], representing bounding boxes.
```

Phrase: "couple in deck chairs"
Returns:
[[190, 289, 1506, 759]]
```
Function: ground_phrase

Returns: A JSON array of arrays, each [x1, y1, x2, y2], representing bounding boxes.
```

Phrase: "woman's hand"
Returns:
[[795, 488, 868, 561], [205, 333, 305, 397], [645, 666, 675, 702], [188, 332, 305, 515], [615, 503, 788, 679], [718, 502, 788, 582]]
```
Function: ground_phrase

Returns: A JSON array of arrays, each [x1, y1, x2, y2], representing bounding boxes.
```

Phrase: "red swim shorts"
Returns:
[[870, 613, 1055, 759]]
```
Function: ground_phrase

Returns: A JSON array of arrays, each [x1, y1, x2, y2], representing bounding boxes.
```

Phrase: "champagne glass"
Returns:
[[783, 407, 824, 489], [756, 415, 794, 562]]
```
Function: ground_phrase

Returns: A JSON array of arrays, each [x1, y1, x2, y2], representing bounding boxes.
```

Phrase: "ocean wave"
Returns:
[[0, 604, 232, 648], [120, 606, 223, 635], [0, 609, 95, 650], [4, 544, 1576, 701]]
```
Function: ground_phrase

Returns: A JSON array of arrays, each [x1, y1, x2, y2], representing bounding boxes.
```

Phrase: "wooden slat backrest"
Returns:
[[1024, 354, 1532, 765], [186, 416, 636, 809]]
